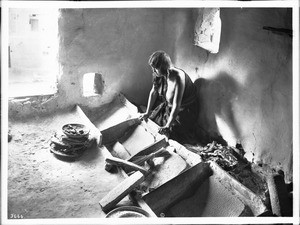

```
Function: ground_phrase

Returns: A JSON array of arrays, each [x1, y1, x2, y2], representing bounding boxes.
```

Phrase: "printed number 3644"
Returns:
[[10, 214, 23, 219]]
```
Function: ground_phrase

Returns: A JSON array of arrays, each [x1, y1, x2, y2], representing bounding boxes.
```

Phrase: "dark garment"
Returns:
[[149, 70, 199, 143]]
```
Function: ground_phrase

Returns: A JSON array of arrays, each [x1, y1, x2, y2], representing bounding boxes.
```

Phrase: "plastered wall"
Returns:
[[58, 8, 168, 105], [9, 8, 171, 118], [166, 8, 293, 181], [9, 8, 293, 181]]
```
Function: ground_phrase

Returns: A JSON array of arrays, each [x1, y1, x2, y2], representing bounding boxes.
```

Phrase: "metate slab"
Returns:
[[118, 124, 157, 157], [165, 173, 249, 217], [90, 94, 139, 131]]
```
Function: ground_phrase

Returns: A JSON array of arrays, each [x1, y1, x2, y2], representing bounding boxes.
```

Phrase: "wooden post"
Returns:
[[99, 171, 145, 213]]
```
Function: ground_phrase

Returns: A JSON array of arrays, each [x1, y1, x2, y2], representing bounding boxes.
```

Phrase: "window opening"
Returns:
[[9, 8, 59, 98], [83, 73, 104, 97], [194, 8, 221, 54]]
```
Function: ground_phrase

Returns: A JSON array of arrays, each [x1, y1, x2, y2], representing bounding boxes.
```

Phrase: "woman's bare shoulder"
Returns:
[[169, 68, 184, 81], [169, 67, 181, 76]]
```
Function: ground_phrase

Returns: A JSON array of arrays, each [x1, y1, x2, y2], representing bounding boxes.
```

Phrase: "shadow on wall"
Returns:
[[195, 72, 241, 146]]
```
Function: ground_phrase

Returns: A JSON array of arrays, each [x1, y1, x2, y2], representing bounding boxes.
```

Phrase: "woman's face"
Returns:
[[152, 67, 164, 77]]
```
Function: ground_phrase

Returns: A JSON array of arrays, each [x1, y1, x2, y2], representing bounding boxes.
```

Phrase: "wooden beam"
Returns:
[[263, 26, 292, 37], [99, 171, 145, 213]]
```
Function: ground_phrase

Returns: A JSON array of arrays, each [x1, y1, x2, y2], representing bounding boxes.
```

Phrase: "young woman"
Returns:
[[140, 50, 199, 143]]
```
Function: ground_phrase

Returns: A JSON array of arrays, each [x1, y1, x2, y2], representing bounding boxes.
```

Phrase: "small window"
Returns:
[[83, 73, 104, 97], [8, 8, 59, 98], [194, 8, 221, 54]]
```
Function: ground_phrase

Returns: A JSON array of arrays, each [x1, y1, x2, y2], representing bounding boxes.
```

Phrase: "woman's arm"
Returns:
[[141, 86, 158, 119]]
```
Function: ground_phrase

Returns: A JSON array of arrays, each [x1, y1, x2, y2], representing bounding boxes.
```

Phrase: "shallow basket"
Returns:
[[105, 206, 151, 218], [62, 123, 90, 139]]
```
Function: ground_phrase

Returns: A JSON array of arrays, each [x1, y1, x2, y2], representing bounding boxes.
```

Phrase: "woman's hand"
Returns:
[[139, 112, 150, 121], [158, 125, 171, 136]]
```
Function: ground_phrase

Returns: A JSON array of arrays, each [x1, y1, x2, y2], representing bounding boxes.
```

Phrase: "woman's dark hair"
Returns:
[[148, 51, 172, 75]]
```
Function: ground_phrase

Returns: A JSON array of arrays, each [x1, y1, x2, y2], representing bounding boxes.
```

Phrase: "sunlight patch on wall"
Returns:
[[215, 115, 237, 146]]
